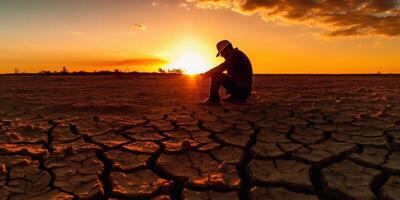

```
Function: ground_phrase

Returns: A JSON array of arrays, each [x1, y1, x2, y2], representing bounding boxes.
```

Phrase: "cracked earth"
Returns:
[[1, 75, 400, 199]]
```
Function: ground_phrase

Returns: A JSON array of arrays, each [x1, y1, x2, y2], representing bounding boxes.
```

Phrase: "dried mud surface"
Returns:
[[1, 74, 400, 200]]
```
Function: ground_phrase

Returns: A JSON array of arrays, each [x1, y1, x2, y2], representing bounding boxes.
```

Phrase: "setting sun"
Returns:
[[161, 38, 219, 75], [169, 52, 209, 75]]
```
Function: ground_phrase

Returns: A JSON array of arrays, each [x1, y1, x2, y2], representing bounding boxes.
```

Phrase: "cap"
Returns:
[[216, 40, 232, 57]]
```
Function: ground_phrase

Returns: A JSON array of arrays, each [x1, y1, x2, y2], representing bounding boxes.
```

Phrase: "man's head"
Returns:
[[216, 40, 234, 59]]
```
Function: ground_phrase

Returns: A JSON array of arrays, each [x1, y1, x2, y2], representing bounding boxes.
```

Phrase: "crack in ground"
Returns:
[[4, 164, 10, 186], [70, 123, 113, 199], [238, 122, 260, 200], [198, 122, 221, 147], [371, 172, 390, 200], [45, 123, 57, 154], [384, 130, 398, 151], [37, 157, 56, 190], [147, 141, 184, 200], [286, 124, 313, 151], [35, 157, 78, 199], [310, 166, 324, 200], [96, 150, 113, 200]]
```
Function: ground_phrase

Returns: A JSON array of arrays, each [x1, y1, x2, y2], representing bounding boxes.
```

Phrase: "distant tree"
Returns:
[[158, 68, 166, 73], [73, 71, 87, 75], [14, 68, 20, 74], [167, 68, 183, 75], [39, 70, 52, 74], [157, 67, 183, 74], [61, 66, 69, 74]]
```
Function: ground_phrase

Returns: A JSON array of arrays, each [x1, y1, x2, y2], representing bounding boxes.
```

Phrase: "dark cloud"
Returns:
[[133, 24, 147, 31], [187, 0, 400, 36]]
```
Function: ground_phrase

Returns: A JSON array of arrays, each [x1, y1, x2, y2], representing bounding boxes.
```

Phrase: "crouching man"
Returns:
[[200, 40, 253, 105]]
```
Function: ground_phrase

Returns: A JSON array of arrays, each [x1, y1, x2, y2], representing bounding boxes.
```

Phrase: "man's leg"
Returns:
[[209, 73, 234, 102], [222, 81, 251, 102]]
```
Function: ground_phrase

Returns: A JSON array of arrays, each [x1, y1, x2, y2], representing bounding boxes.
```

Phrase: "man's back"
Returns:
[[226, 48, 253, 90]]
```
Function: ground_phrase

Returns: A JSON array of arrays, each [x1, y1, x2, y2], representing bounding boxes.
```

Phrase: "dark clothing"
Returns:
[[208, 48, 253, 101], [210, 73, 251, 101], [224, 48, 253, 90]]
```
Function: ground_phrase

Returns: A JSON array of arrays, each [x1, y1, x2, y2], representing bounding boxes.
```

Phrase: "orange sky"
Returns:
[[0, 0, 399, 74]]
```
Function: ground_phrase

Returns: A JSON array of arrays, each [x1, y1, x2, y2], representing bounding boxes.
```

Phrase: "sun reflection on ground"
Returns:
[[180, 73, 203, 91]]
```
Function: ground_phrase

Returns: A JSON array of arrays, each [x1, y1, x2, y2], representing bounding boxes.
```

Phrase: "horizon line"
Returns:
[[0, 72, 399, 76]]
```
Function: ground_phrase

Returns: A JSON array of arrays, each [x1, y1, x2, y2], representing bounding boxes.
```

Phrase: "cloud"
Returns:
[[151, 0, 172, 8], [185, 0, 400, 37], [133, 24, 147, 31], [68, 31, 83, 35]]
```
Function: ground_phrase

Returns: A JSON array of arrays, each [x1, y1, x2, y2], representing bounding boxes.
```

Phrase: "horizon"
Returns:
[[1, 67, 399, 76], [1, 0, 400, 74]]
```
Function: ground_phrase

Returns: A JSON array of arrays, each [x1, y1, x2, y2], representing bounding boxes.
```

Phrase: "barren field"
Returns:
[[1, 74, 400, 200]]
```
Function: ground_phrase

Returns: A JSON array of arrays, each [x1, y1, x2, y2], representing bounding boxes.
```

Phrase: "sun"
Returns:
[[159, 38, 219, 75], [170, 52, 209, 75]]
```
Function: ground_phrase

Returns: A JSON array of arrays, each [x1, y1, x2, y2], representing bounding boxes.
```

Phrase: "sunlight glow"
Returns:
[[170, 52, 209, 75], [161, 38, 219, 75]]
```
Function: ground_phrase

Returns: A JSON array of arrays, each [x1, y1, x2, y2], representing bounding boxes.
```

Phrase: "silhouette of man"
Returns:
[[200, 40, 253, 105]]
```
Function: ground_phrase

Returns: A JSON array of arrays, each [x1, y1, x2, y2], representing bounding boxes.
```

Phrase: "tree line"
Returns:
[[11, 66, 184, 75]]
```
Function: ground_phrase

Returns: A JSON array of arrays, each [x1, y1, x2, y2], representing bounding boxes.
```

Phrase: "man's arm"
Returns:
[[201, 61, 229, 80]]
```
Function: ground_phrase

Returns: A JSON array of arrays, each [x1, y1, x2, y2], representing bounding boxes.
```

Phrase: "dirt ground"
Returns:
[[1, 74, 400, 200]]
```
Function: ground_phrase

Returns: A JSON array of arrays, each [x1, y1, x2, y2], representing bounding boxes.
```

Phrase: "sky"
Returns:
[[0, 0, 399, 74]]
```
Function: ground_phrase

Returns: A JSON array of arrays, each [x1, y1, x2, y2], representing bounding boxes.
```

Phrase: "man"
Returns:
[[200, 40, 253, 105]]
